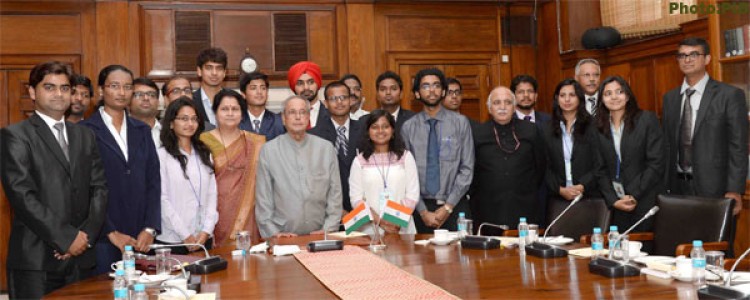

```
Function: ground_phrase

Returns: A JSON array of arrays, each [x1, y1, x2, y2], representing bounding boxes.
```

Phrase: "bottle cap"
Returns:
[[519, 217, 527, 222], [115, 269, 125, 276], [693, 240, 703, 247], [124, 245, 133, 251], [593, 227, 601, 234], [609, 225, 618, 231], [459, 212, 465, 218], [134, 283, 145, 291]]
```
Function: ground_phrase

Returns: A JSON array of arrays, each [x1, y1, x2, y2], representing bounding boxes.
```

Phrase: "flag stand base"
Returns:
[[369, 226, 387, 251]]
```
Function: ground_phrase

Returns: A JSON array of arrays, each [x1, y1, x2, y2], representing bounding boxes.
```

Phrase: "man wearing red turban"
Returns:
[[287, 61, 328, 128]]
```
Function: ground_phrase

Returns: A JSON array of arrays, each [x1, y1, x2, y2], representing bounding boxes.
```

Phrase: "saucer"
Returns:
[[429, 238, 455, 246], [669, 270, 721, 282]]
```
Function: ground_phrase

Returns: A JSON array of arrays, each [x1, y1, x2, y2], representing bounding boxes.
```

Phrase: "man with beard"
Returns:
[[67, 74, 93, 123], [341, 73, 369, 120], [375, 71, 415, 131], [511, 75, 550, 127], [193, 47, 229, 130], [129, 77, 162, 146], [401, 68, 474, 233], [442, 77, 463, 112], [288, 61, 328, 128], [574, 58, 602, 115]]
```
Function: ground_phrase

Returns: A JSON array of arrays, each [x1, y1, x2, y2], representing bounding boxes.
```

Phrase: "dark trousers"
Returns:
[[8, 265, 91, 300], [414, 196, 471, 233]]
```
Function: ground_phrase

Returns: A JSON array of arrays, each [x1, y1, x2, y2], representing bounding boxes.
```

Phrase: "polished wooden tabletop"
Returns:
[[45, 234, 701, 299]]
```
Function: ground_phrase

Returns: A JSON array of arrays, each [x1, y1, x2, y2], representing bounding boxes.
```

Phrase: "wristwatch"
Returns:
[[143, 227, 157, 237], [442, 205, 453, 214]]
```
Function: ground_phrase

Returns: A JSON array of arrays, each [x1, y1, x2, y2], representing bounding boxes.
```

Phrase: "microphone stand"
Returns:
[[149, 243, 227, 274], [696, 246, 750, 299], [526, 194, 584, 258], [589, 206, 659, 278], [460, 223, 508, 250]]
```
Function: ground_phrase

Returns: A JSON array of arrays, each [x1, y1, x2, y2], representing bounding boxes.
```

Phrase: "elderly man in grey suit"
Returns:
[[255, 95, 343, 238], [662, 37, 748, 217]]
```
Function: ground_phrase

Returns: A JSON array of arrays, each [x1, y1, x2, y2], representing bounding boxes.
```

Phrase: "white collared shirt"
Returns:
[[679, 73, 709, 136], [200, 89, 217, 126], [248, 109, 266, 131], [391, 106, 401, 122], [350, 109, 369, 121], [333, 118, 350, 140], [99, 106, 129, 161], [310, 100, 321, 128], [515, 110, 536, 123], [585, 93, 599, 115], [151, 121, 162, 148], [36, 110, 67, 145]]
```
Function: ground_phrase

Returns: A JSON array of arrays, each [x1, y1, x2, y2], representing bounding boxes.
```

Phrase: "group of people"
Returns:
[[1, 37, 747, 299]]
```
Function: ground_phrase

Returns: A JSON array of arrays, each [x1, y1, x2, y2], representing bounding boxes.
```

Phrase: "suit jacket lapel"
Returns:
[[693, 79, 716, 134], [30, 114, 70, 174], [669, 90, 682, 146], [66, 123, 80, 175], [260, 111, 273, 134]]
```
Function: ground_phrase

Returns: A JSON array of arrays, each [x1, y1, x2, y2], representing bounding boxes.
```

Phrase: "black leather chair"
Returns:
[[545, 197, 611, 242], [649, 194, 734, 256]]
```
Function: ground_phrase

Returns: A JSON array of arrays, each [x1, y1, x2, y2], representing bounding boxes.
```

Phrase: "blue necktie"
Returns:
[[426, 119, 440, 195], [253, 120, 261, 133]]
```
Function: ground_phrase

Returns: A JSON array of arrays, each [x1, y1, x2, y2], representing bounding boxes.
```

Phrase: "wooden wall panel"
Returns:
[[0, 15, 81, 55], [308, 10, 337, 75], [96, 2, 132, 70], [629, 60, 656, 112], [344, 3, 377, 110], [386, 16, 498, 52], [214, 11, 273, 75], [142, 9, 174, 77]]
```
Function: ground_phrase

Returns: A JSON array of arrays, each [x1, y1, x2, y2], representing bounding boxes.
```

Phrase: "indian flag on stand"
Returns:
[[381, 200, 413, 228], [343, 201, 371, 235]]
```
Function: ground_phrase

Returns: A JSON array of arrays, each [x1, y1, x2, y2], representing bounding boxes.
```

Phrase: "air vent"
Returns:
[[175, 11, 211, 71], [274, 13, 308, 71]]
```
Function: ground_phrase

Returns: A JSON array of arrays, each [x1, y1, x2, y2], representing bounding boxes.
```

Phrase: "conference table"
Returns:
[[46, 234, 701, 299]]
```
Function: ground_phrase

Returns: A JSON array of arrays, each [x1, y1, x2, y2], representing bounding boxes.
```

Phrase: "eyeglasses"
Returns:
[[42, 84, 72, 93], [447, 90, 462, 97], [348, 86, 362, 92], [284, 109, 309, 117], [133, 91, 158, 99], [675, 52, 705, 61], [168, 87, 192, 96], [104, 83, 134, 91], [326, 95, 351, 103], [175, 115, 199, 123], [420, 83, 443, 91]]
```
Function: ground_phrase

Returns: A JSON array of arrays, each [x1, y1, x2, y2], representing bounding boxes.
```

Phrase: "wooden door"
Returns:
[[397, 63, 490, 122]]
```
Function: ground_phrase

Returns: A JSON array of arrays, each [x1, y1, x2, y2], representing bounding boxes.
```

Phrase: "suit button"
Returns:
[[125, 169, 131, 175]]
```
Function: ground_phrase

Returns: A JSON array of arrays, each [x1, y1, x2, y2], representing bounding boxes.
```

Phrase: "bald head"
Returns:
[[282, 95, 311, 135]]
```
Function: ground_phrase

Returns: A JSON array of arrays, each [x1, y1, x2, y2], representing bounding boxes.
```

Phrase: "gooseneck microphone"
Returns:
[[726, 246, 750, 287], [149, 243, 227, 274], [608, 206, 659, 260], [477, 223, 510, 237], [150, 243, 211, 258], [541, 193, 583, 243]]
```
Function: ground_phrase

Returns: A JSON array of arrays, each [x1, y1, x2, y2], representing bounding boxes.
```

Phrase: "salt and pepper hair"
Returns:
[[574, 58, 601, 76], [282, 95, 311, 113], [486, 86, 516, 110]]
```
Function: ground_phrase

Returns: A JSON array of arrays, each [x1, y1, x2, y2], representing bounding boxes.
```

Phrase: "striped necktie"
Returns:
[[336, 126, 348, 157]]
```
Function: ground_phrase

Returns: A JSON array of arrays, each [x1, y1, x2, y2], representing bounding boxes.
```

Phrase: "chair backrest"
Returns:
[[652, 194, 734, 256], [546, 197, 611, 242]]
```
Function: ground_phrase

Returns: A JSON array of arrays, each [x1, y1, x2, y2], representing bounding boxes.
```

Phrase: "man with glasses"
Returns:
[[193, 47, 229, 130], [401, 68, 474, 233], [67, 74, 93, 123], [130, 77, 162, 146], [309, 81, 364, 214], [255, 95, 343, 238], [442, 77, 464, 112], [162, 76, 193, 105], [511, 75, 550, 127], [341, 73, 369, 120], [662, 37, 748, 218], [574, 58, 602, 115]]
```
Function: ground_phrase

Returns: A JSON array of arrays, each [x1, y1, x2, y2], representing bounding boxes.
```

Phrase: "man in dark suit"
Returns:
[[374, 71, 415, 131], [192, 47, 229, 131], [240, 71, 285, 140], [1, 62, 107, 299], [309, 81, 364, 213], [288, 61, 329, 129], [575, 58, 602, 116], [663, 37, 748, 216], [511, 75, 551, 127]]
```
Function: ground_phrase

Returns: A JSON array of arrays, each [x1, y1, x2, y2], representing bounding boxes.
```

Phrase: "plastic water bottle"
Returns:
[[113, 269, 128, 300], [457, 212, 467, 239], [132, 283, 147, 300], [591, 227, 604, 260], [692, 240, 706, 287], [123, 245, 136, 281], [518, 217, 529, 248], [607, 225, 619, 258]]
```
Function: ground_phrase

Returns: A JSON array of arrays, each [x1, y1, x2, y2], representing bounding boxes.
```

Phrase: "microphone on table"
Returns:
[[526, 194, 584, 258], [134, 252, 189, 279], [696, 246, 750, 299], [476, 223, 510, 236], [608, 206, 660, 260], [461, 223, 508, 250], [149, 243, 227, 274]]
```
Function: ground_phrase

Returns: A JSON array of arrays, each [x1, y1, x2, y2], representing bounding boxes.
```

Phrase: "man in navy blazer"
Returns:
[[192, 47, 229, 131], [239, 71, 285, 140], [1, 62, 108, 298], [663, 37, 748, 216], [309, 81, 364, 213]]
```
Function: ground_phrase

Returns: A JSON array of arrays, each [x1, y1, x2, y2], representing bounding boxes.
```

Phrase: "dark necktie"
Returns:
[[679, 88, 696, 171], [253, 120, 261, 133], [336, 126, 348, 157], [53, 122, 69, 161], [523, 116, 532, 122], [426, 119, 440, 195], [588, 97, 597, 115]]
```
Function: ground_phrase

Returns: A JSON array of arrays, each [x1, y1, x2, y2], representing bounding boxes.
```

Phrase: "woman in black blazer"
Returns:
[[542, 79, 601, 204], [594, 76, 665, 232]]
